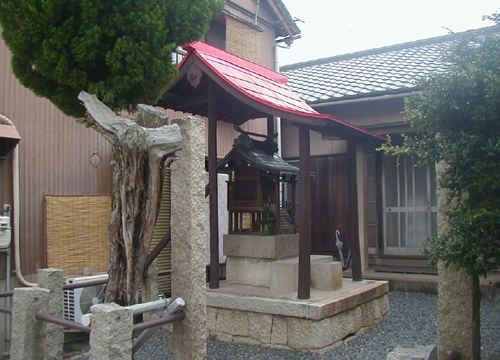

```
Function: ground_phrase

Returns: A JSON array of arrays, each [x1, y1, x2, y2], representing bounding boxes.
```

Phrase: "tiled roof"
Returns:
[[280, 26, 500, 104]]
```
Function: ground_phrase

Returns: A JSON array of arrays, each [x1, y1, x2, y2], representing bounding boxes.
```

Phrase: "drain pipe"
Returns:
[[254, 0, 261, 25], [0, 114, 37, 287], [12, 145, 36, 288]]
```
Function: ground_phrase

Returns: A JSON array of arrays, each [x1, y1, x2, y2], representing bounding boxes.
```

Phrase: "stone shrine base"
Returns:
[[206, 279, 389, 351]]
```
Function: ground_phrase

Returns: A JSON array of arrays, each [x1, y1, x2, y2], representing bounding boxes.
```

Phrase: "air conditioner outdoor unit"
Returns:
[[63, 273, 108, 324]]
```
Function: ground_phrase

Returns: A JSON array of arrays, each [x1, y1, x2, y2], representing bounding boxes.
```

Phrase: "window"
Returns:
[[382, 154, 437, 255]]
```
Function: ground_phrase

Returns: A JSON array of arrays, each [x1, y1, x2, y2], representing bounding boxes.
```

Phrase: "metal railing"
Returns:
[[36, 312, 91, 333]]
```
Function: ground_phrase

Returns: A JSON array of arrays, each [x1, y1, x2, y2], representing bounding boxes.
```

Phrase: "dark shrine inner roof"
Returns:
[[219, 134, 300, 176]]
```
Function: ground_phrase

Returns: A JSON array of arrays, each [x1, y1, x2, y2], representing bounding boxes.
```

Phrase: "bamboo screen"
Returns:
[[45, 195, 111, 277]]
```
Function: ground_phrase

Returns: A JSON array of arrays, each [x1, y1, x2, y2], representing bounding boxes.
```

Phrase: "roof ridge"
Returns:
[[184, 41, 288, 84], [280, 25, 500, 71]]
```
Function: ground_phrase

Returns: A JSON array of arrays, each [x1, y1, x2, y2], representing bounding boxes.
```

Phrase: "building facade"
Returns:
[[280, 26, 500, 270]]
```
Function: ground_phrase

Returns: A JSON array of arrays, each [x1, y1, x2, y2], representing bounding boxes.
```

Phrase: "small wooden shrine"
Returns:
[[218, 131, 299, 236]]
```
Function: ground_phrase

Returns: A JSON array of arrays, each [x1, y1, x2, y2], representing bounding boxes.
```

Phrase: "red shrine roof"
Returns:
[[181, 42, 318, 116], [159, 41, 386, 143]]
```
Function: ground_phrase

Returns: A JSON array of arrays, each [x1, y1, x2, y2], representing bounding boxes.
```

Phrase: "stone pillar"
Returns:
[[436, 162, 480, 360], [37, 268, 64, 360], [171, 117, 207, 360], [11, 287, 50, 360], [89, 303, 133, 359], [438, 264, 480, 360], [141, 260, 159, 321]]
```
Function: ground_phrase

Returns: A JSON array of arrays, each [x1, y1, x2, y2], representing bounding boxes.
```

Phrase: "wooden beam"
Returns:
[[298, 126, 311, 299], [160, 94, 208, 109], [208, 82, 220, 289], [347, 140, 362, 281]]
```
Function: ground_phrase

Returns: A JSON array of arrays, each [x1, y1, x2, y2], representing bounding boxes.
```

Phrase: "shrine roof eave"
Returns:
[[158, 42, 387, 144]]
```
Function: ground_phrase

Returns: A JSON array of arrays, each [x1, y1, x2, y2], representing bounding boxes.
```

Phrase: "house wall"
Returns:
[[280, 98, 405, 270], [319, 97, 411, 135], [225, 0, 280, 70], [281, 97, 406, 159], [0, 0, 282, 279], [281, 121, 348, 159], [0, 31, 114, 278]]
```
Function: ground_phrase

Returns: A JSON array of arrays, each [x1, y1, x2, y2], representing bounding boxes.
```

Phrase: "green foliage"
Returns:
[[0, 0, 224, 117], [422, 207, 500, 275], [260, 205, 275, 236], [381, 28, 500, 277]]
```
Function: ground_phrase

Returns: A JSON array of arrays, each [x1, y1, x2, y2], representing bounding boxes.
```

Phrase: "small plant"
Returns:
[[260, 205, 275, 236]]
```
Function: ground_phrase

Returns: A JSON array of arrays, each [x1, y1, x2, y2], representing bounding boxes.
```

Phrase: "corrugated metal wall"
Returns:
[[0, 0, 277, 278], [0, 33, 113, 277]]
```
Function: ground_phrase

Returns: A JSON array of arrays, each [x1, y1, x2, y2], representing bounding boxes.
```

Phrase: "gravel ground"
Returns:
[[70, 291, 500, 359]]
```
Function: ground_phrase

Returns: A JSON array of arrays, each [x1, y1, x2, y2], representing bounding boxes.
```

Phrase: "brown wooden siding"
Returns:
[[310, 155, 350, 254]]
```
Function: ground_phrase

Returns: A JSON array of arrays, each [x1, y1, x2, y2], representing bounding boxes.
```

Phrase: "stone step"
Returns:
[[270, 255, 342, 293]]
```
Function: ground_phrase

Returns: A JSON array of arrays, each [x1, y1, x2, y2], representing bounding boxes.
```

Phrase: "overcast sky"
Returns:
[[277, 0, 500, 66]]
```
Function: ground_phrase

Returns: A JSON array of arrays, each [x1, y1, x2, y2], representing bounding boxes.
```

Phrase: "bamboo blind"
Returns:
[[46, 173, 172, 290], [45, 195, 111, 277]]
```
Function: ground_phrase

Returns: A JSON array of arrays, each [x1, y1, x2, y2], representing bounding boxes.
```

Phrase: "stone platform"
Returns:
[[206, 279, 389, 351]]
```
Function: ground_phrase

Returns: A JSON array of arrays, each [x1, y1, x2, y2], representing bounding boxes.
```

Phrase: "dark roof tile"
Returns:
[[280, 26, 500, 104]]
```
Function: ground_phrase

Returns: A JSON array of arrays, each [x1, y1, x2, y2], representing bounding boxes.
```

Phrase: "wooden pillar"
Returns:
[[208, 83, 219, 289], [291, 179, 297, 231], [274, 177, 280, 234], [267, 115, 275, 136], [375, 151, 384, 253], [298, 126, 311, 299], [347, 140, 362, 281]]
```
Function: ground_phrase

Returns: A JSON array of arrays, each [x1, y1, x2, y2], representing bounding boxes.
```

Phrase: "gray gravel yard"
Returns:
[[68, 291, 500, 359], [133, 292, 500, 360]]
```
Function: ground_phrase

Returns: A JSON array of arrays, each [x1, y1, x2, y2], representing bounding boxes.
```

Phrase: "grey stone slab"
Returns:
[[226, 256, 273, 286], [311, 261, 342, 291], [207, 279, 389, 321], [386, 345, 437, 360], [223, 234, 299, 259], [207, 291, 309, 318], [287, 317, 333, 350], [216, 308, 249, 337]]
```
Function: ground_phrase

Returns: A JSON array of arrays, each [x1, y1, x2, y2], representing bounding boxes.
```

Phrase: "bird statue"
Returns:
[[335, 230, 344, 268]]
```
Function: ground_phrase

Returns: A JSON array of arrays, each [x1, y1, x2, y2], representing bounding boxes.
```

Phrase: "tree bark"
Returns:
[[77, 91, 182, 305]]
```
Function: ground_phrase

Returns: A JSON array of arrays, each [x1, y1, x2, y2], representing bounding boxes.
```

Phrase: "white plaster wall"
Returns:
[[205, 173, 229, 265]]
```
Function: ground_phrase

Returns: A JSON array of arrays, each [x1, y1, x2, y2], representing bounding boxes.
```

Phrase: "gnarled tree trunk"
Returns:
[[77, 91, 182, 305]]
